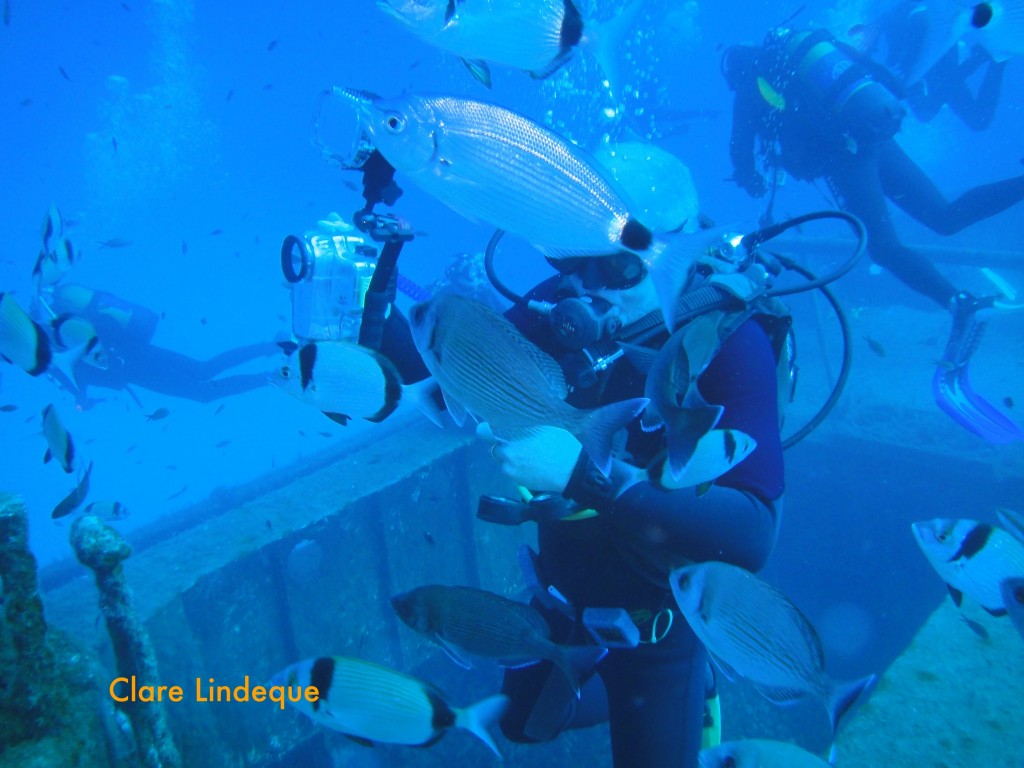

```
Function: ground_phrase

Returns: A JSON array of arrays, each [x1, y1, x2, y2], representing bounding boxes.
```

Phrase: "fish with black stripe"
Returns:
[[42, 403, 76, 473], [269, 655, 508, 756], [377, 0, 642, 92], [913, 518, 1024, 615], [272, 340, 405, 426]]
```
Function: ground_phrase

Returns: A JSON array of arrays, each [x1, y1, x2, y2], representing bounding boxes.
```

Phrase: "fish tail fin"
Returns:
[[645, 234, 702, 333], [826, 673, 877, 738], [579, 397, 648, 474], [664, 404, 724, 479], [408, 378, 446, 428], [0, 292, 52, 376], [584, 0, 644, 102], [551, 644, 607, 695], [455, 693, 509, 759], [51, 336, 99, 390]]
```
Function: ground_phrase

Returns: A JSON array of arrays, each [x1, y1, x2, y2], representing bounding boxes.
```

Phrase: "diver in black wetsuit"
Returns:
[[859, 0, 1007, 131], [36, 283, 278, 408], [376, 252, 786, 767], [486, 260, 785, 768], [723, 31, 1024, 311]]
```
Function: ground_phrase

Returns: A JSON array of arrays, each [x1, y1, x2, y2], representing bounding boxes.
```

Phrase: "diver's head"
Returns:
[[546, 253, 658, 341], [720, 44, 760, 91], [546, 252, 646, 291]]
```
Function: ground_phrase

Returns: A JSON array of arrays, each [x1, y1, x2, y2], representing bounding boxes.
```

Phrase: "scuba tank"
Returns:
[[761, 28, 905, 145]]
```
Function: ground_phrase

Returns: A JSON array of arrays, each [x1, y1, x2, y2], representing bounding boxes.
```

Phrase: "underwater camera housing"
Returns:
[[281, 217, 379, 343]]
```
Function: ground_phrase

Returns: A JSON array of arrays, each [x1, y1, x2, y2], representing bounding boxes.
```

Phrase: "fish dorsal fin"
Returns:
[[617, 342, 659, 374], [752, 682, 807, 705]]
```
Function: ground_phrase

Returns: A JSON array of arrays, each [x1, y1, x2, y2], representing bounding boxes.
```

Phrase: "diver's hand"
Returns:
[[477, 423, 582, 494]]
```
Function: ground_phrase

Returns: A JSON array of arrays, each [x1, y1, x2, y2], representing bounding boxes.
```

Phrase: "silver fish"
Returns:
[[409, 293, 647, 472], [1000, 577, 1024, 641], [620, 312, 726, 477], [342, 89, 705, 325], [378, 0, 641, 90], [653, 428, 756, 491], [31, 236, 78, 288], [670, 561, 875, 738], [42, 403, 75, 473], [84, 500, 129, 521], [273, 340, 403, 425], [391, 585, 605, 691], [912, 518, 1024, 614], [41, 202, 64, 250], [379, 0, 583, 86], [51, 461, 93, 519], [700, 739, 832, 768], [269, 655, 507, 756]]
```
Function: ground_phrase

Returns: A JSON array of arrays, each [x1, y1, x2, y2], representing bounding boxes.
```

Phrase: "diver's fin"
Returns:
[[933, 293, 1024, 443], [460, 58, 492, 88], [932, 365, 1023, 443]]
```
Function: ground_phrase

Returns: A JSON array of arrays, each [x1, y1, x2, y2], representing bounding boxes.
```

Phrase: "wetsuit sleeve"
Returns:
[[729, 76, 767, 196], [562, 320, 783, 572], [378, 308, 431, 384]]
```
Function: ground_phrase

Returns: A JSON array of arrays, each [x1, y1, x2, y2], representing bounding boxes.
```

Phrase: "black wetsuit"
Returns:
[[389, 278, 784, 767], [46, 286, 277, 405], [728, 39, 1024, 308]]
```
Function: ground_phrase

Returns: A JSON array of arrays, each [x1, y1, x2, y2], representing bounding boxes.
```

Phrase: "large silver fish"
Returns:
[[270, 655, 507, 756], [342, 89, 705, 326], [391, 584, 606, 691], [670, 561, 876, 739], [377, 0, 640, 90], [409, 292, 647, 472], [912, 518, 1024, 614], [700, 739, 832, 768]]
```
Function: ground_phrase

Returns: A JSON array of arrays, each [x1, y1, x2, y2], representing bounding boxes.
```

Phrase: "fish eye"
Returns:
[[385, 113, 406, 133], [279, 366, 291, 379], [676, 572, 691, 590], [411, 303, 426, 325]]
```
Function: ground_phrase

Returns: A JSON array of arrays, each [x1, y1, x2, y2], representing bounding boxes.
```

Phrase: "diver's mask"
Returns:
[[542, 253, 645, 351], [546, 251, 647, 290]]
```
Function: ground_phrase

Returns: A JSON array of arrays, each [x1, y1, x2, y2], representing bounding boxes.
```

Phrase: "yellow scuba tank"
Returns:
[[762, 28, 905, 144]]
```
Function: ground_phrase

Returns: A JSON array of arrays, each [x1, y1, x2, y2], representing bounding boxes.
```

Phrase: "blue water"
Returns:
[[2, 0, 1023, 763]]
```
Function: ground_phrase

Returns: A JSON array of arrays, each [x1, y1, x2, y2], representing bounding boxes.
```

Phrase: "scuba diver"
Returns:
[[34, 283, 279, 409], [854, 0, 1008, 131], [299, 144, 810, 767], [723, 28, 1024, 443]]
